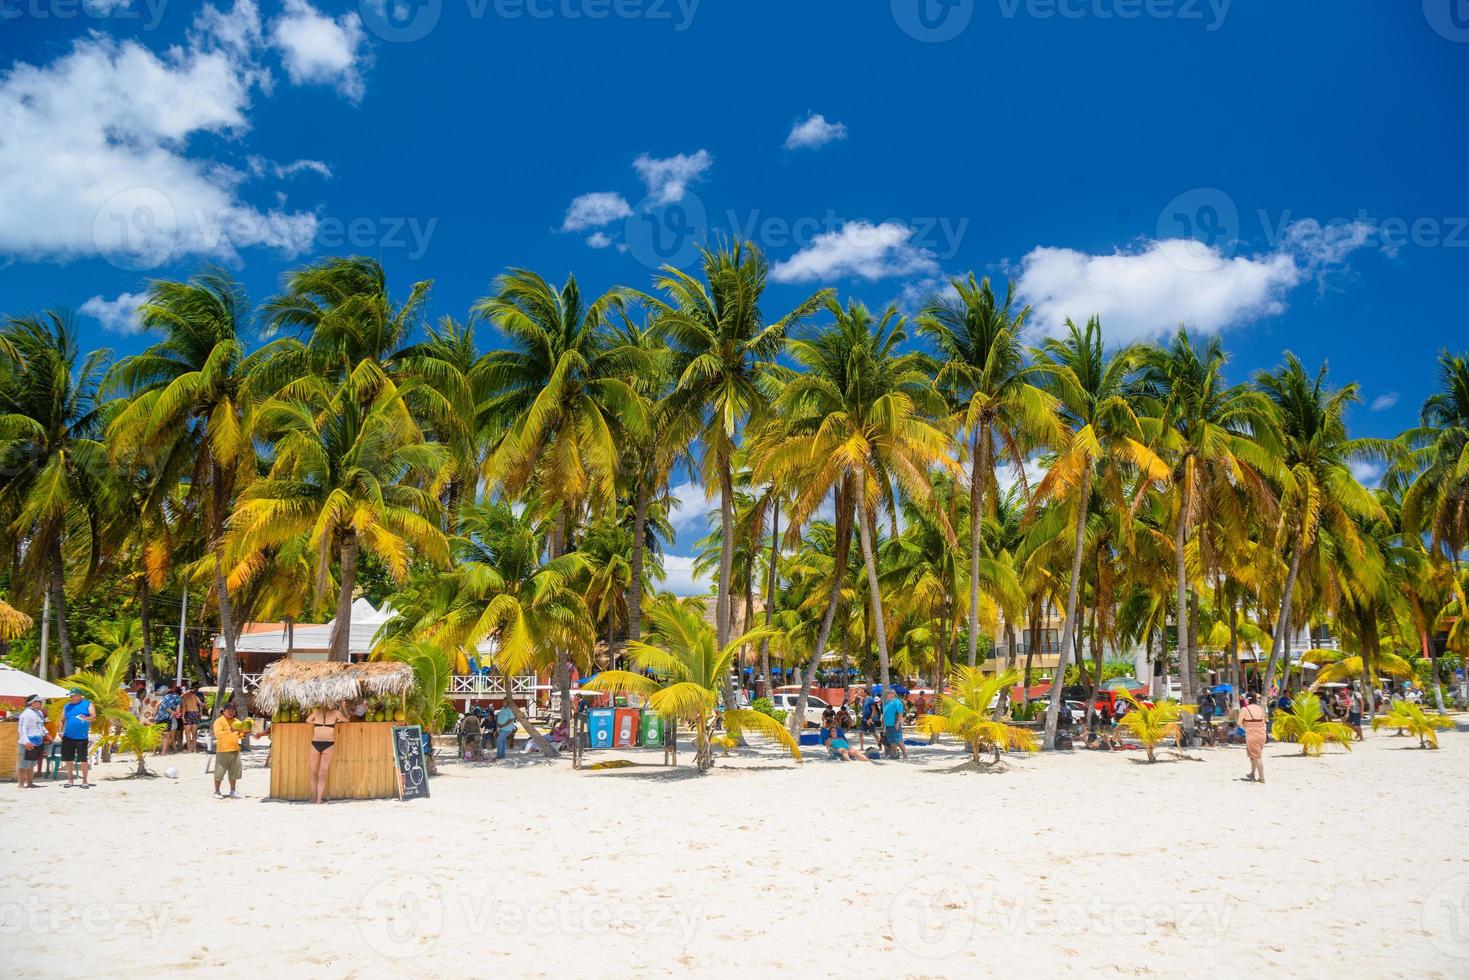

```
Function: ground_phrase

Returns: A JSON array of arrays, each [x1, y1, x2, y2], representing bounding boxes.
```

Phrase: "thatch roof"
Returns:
[[254, 660, 415, 713]]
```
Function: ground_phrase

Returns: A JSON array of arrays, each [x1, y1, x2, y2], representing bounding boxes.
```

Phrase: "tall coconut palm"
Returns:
[[643, 241, 830, 676], [918, 275, 1058, 672], [1396, 351, 1469, 562], [1254, 353, 1386, 695], [232, 364, 450, 660], [1140, 329, 1281, 713], [105, 270, 266, 708], [1030, 317, 1167, 749], [429, 500, 595, 753], [757, 299, 953, 688], [472, 269, 643, 723], [0, 312, 117, 677]]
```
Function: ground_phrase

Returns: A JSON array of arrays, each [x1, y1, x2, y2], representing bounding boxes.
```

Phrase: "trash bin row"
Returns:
[[586, 707, 665, 748]]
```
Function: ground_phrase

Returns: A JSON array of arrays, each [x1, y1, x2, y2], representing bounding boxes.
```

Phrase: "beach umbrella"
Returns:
[[0, 664, 69, 700], [1212, 684, 1234, 694]]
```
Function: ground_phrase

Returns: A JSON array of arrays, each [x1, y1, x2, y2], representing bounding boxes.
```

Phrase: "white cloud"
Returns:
[[659, 554, 713, 598], [633, 150, 712, 204], [586, 231, 614, 249], [666, 481, 710, 536], [771, 221, 940, 284], [1350, 461, 1383, 488], [0, 0, 334, 266], [785, 112, 847, 150], [270, 0, 368, 101], [561, 192, 632, 232], [80, 291, 148, 334], [247, 155, 332, 180], [1014, 221, 1380, 342], [1370, 392, 1400, 412]]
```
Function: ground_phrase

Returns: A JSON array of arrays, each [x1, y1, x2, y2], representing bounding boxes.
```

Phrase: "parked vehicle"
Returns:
[[768, 690, 832, 728]]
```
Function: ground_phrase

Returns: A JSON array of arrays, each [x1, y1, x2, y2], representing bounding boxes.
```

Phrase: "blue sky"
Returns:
[[3, 0, 1467, 592]]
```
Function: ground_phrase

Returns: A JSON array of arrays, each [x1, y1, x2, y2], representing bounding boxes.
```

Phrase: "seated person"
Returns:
[[460, 712, 483, 760], [826, 734, 871, 762]]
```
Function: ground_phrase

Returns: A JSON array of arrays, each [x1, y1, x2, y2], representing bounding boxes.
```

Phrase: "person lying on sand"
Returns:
[[826, 736, 872, 761]]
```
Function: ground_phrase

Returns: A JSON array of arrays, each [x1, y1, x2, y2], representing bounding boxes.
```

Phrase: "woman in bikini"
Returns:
[[305, 701, 351, 804]]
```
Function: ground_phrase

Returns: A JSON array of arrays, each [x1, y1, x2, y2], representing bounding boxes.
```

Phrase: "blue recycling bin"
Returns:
[[588, 708, 615, 748]]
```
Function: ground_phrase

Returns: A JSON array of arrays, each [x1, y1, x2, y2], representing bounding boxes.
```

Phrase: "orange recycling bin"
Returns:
[[612, 707, 640, 747]]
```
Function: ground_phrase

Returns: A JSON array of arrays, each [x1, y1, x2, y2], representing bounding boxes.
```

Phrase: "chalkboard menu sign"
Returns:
[[391, 725, 430, 801]]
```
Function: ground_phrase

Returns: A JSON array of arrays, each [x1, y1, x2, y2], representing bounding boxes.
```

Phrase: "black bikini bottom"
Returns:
[[311, 740, 335, 753]]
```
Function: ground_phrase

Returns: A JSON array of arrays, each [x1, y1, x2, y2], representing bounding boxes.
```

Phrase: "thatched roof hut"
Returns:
[[254, 660, 415, 713]]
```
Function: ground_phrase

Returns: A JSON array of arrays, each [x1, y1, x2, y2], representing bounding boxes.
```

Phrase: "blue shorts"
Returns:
[[884, 726, 903, 744]]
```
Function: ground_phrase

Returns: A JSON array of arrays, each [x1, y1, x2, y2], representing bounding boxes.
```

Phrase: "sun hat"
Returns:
[[25, 694, 42, 705], [68, 687, 84, 695]]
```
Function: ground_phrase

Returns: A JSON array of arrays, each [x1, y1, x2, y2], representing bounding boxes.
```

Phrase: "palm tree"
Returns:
[[758, 298, 953, 688], [919, 276, 1057, 672], [262, 255, 433, 382], [1371, 699, 1454, 748], [1254, 353, 1386, 695], [915, 667, 1038, 765], [1396, 351, 1469, 562], [1114, 691, 1194, 762], [1140, 329, 1282, 714], [644, 241, 829, 670], [232, 364, 449, 660], [474, 269, 643, 723], [0, 312, 117, 677], [428, 500, 595, 754], [105, 270, 266, 708], [57, 646, 133, 762], [1271, 695, 1354, 756], [580, 596, 800, 771], [1030, 317, 1167, 749]]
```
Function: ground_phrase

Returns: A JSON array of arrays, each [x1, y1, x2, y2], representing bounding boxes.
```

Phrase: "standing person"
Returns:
[[881, 689, 908, 760], [16, 695, 48, 788], [1347, 685, 1364, 741], [460, 710, 483, 761], [180, 685, 203, 753], [834, 704, 852, 742], [212, 703, 246, 799], [1240, 693, 1267, 784], [60, 689, 94, 789], [305, 701, 350, 805], [153, 684, 180, 754], [494, 702, 518, 760]]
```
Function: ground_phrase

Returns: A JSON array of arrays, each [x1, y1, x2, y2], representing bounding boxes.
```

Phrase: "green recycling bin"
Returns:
[[639, 710, 665, 747]]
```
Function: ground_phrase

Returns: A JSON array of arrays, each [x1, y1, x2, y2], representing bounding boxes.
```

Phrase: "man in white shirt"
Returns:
[[16, 695, 48, 788]]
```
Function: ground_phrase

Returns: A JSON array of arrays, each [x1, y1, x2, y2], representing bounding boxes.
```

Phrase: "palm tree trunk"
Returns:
[[1084, 607, 1103, 726], [1022, 598, 1040, 699], [49, 541, 75, 677], [1263, 539, 1303, 697], [1422, 628, 1446, 714], [140, 579, 158, 686], [1043, 473, 1091, 749], [628, 479, 649, 643], [716, 461, 737, 711], [966, 425, 986, 669], [758, 496, 778, 698], [856, 470, 893, 689], [500, 666, 558, 755], [1174, 479, 1196, 709], [211, 550, 244, 716], [553, 510, 574, 729], [793, 482, 853, 733], [328, 534, 359, 663], [1229, 598, 1241, 711]]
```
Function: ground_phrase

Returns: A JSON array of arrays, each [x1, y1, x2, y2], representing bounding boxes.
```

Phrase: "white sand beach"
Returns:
[[3, 726, 1466, 978]]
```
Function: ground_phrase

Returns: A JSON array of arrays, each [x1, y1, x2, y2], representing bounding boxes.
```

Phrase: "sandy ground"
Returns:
[[3, 720, 1467, 978]]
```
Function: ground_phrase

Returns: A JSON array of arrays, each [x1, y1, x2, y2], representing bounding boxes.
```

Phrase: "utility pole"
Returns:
[[175, 590, 188, 685]]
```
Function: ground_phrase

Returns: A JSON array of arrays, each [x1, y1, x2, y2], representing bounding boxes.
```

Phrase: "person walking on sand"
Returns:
[[16, 695, 48, 788], [180, 685, 203, 753], [1347, 685, 1365, 741], [1240, 693, 1267, 784], [60, 689, 94, 789], [881, 688, 908, 760], [212, 703, 246, 799]]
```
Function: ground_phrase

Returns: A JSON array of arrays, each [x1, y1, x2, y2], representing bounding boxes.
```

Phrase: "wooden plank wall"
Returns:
[[268, 722, 399, 801]]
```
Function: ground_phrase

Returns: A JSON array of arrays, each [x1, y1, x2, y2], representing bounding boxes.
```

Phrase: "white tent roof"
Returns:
[[219, 600, 397, 657]]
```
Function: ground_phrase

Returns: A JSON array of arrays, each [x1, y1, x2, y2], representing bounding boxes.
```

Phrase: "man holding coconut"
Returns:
[[212, 704, 248, 798]]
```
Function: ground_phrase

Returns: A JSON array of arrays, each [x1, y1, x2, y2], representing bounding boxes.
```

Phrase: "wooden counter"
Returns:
[[0, 721, 16, 780], [268, 722, 399, 801]]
